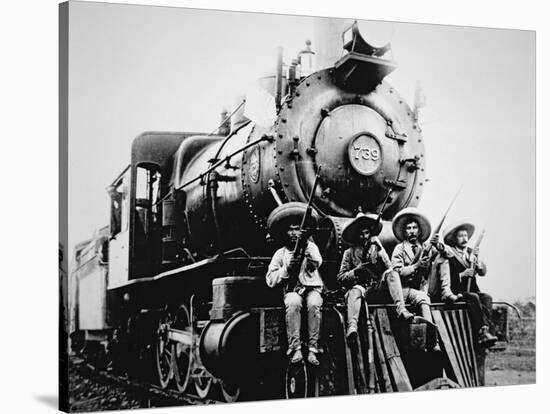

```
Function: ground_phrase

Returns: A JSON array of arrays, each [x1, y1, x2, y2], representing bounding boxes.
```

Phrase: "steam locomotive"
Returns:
[[71, 23, 506, 402]]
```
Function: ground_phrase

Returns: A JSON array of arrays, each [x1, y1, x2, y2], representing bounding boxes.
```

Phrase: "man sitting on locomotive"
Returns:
[[265, 203, 323, 366], [337, 212, 415, 344], [434, 221, 497, 347], [390, 208, 449, 329]]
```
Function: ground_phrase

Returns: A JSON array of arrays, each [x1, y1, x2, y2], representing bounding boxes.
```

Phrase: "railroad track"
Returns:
[[71, 355, 219, 408]]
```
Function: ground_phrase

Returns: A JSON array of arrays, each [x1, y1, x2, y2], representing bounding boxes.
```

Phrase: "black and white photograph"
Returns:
[[56, 1, 537, 412]]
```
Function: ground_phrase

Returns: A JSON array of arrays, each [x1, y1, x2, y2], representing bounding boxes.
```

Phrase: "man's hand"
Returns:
[[430, 233, 446, 252], [305, 259, 317, 272], [415, 256, 430, 270], [460, 268, 475, 279], [472, 246, 480, 257]]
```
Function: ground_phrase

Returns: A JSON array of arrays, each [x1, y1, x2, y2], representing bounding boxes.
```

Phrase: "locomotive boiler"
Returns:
[[72, 22, 503, 403]]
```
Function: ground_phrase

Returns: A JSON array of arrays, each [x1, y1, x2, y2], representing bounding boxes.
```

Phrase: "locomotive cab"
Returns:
[[107, 166, 130, 289]]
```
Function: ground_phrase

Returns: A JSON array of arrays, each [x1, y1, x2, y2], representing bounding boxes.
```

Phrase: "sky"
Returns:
[[68, 1, 535, 300]]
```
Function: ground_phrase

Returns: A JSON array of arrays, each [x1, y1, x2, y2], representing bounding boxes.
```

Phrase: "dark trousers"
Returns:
[[461, 291, 493, 332]]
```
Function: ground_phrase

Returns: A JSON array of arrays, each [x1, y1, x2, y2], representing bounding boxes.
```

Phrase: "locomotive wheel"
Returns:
[[193, 367, 213, 399], [173, 305, 193, 393], [155, 313, 173, 389], [285, 361, 308, 399], [220, 380, 241, 403]]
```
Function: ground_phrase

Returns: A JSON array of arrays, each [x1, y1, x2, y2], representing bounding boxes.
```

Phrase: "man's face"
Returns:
[[287, 224, 301, 244], [405, 221, 420, 243], [455, 229, 470, 248], [359, 228, 371, 244]]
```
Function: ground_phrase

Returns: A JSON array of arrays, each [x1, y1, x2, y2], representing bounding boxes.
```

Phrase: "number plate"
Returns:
[[348, 134, 383, 176]]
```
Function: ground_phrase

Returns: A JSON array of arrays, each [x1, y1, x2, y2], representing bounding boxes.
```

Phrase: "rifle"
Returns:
[[414, 187, 462, 283], [287, 165, 323, 291], [354, 188, 394, 282], [466, 229, 485, 292]]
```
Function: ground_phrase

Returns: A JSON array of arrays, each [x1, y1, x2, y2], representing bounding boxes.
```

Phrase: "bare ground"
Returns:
[[485, 312, 535, 387]]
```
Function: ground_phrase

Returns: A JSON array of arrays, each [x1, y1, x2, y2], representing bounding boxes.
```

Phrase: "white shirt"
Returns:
[[265, 240, 323, 288]]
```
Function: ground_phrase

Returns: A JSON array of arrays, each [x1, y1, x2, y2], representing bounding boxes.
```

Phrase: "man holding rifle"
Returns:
[[390, 207, 450, 327], [337, 212, 415, 344], [265, 202, 324, 366], [437, 221, 497, 346]]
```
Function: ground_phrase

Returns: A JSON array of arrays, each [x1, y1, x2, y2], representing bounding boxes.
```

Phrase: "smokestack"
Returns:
[[314, 18, 355, 70]]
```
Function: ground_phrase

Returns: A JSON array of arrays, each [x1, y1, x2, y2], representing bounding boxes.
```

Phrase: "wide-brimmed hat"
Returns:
[[443, 221, 475, 246], [267, 202, 320, 238], [392, 207, 432, 243], [342, 213, 382, 244]]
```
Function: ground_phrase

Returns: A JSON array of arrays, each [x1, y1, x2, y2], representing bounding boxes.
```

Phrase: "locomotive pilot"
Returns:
[[265, 203, 323, 366], [390, 207, 448, 329], [435, 221, 497, 347], [337, 212, 415, 343]]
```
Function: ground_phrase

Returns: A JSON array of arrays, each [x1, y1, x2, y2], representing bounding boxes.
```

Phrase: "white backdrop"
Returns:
[[0, 0, 546, 413]]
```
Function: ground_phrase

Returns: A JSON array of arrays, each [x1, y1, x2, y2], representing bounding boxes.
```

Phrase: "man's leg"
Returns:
[[460, 292, 483, 331], [404, 288, 434, 323], [477, 292, 497, 346], [284, 292, 303, 362], [460, 292, 496, 346], [385, 270, 414, 320], [478, 292, 494, 327], [345, 285, 365, 340], [404, 287, 440, 351], [437, 259, 458, 302], [305, 289, 323, 365]]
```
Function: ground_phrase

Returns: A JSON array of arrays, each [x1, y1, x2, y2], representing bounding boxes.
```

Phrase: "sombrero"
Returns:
[[443, 221, 475, 246], [267, 202, 320, 237], [392, 207, 432, 243], [342, 212, 382, 244]]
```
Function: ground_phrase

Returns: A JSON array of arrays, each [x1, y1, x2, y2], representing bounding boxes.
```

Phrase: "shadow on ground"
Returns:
[[35, 395, 58, 409]]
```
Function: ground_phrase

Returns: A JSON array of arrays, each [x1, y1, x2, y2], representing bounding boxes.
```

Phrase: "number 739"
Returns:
[[353, 145, 380, 161]]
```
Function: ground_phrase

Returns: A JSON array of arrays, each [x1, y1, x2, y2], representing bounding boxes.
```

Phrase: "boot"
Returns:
[[478, 326, 497, 347], [307, 351, 320, 366], [396, 306, 415, 322], [346, 327, 358, 346], [442, 293, 459, 304], [420, 303, 435, 324], [290, 349, 303, 364], [387, 272, 415, 323]]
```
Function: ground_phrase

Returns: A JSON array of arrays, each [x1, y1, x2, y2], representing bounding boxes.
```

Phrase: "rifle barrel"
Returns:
[[466, 229, 485, 292], [433, 185, 463, 235], [288, 165, 323, 289]]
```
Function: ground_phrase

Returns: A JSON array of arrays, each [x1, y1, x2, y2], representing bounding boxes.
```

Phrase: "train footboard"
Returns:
[[257, 302, 486, 399]]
